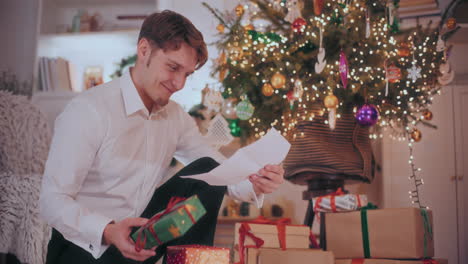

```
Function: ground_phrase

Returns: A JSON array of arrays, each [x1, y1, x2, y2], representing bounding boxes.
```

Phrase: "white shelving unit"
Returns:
[[36, 0, 156, 93], [40, 0, 155, 35], [37, 29, 140, 92]]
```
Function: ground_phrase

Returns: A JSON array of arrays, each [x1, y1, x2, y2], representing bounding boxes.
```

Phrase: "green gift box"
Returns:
[[131, 195, 206, 249]]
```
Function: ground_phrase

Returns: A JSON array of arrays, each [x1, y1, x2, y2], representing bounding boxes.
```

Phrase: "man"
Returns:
[[40, 10, 285, 264]]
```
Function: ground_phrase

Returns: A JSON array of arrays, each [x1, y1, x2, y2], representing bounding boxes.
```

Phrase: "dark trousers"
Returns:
[[45, 157, 226, 264]]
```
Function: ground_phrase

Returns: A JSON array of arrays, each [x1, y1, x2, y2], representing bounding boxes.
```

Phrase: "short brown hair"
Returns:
[[138, 10, 208, 70]]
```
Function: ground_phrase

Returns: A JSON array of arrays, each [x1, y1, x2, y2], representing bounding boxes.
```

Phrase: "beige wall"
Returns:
[[0, 0, 40, 83]]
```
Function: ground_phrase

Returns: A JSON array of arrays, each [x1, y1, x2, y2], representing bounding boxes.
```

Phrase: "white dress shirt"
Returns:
[[39, 71, 263, 259]]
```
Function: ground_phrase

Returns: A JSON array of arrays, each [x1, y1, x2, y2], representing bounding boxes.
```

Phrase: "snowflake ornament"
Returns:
[[407, 63, 422, 83]]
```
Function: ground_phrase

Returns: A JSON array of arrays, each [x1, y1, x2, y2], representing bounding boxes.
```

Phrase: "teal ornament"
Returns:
[[228, 119, 241, 137], [236, 97, 255, 120]]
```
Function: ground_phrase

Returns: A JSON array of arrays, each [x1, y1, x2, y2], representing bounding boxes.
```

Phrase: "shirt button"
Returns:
[[89, 244, 94, 251]]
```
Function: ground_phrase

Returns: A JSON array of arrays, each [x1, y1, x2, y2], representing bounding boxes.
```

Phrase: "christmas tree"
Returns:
[[205, 0, 462, 142]]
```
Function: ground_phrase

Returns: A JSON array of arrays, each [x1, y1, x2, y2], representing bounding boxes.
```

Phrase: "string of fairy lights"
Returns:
[[205, 0, 460, 207], [407, 136, 426, 208]]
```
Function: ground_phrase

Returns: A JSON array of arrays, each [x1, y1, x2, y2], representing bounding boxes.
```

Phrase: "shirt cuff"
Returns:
[[227, 179, 264, 208], [76, 213, 114, 259]]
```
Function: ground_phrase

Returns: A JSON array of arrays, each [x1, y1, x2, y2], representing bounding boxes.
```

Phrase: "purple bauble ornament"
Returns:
[[356, 104, 379, 127]]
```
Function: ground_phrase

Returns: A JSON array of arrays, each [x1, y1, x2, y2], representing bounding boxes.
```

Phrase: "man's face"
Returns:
[[140, 41, 198, 108]]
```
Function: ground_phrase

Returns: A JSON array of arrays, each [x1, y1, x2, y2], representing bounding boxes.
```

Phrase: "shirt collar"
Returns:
[[120, 69, 168, 119], [120, 69, 146, 117]]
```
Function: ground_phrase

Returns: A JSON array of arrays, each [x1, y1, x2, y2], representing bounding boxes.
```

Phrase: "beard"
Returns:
[[154, 96, 169, 107]]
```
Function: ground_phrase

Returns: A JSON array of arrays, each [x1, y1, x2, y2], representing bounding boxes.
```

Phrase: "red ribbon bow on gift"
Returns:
[[235, 216, 318, 264], [135, 196, 196, 252], [235, 216, 291, 264], [314, 187, 363, 214]]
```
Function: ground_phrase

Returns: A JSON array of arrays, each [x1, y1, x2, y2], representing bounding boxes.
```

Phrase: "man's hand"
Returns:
[[103, 217, 156, 261], [248, 164, 285, 195]]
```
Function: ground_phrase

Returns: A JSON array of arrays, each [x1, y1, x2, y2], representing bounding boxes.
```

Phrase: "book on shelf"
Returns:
[[38, 57, 79, 92]]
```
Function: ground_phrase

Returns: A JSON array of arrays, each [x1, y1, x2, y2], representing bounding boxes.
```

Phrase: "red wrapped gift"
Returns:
[[166, 245, 230, 264]]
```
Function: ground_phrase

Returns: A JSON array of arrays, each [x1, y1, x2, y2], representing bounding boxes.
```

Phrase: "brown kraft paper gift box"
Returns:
[[234, 222, 311, 262], [335, 259, 447, 264], [234, 222, 310, 249], [246, 248, 334, 264], [324, 208, 434, 259]]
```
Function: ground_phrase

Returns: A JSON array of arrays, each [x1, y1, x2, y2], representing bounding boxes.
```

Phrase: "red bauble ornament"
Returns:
[[292, 17, 307, 33]]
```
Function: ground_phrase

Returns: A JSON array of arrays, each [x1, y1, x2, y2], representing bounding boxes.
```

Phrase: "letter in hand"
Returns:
[[103, 217, 157, 261], [249, 164, 285, 195]]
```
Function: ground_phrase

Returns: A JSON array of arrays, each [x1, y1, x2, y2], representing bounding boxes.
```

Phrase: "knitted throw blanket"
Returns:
[[0, 91, 53, 263], [0, 171, 51, 264], [0, 91, 51, 175]]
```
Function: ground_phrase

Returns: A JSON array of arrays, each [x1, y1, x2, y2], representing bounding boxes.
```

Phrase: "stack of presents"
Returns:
[[131, 193, 446, 264]]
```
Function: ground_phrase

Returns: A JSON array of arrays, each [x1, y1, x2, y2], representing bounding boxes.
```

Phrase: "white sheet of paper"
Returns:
[[183, 128, 291, 185]]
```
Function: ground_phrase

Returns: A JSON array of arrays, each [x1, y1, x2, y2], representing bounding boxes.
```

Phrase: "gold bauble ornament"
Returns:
[[411, 129, 422, 142], [262, 83, 274, 96], [397, 42, 410, 57], [244, 24, 254, 31], [216, 24, 225, 33], [235, 4, 244, 16], [423, 110, 433, 121], [447, 17, 457, 30], [324, 94, 339, 109], [270, 72, 286, 89], [229, 46, 243, 61]]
